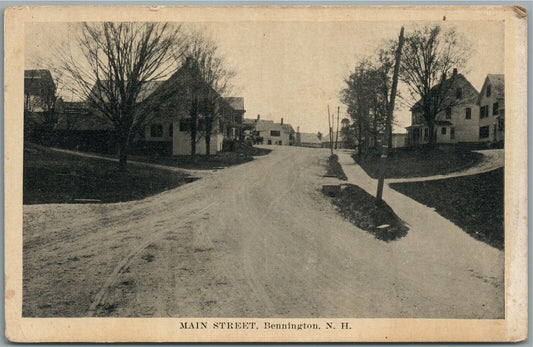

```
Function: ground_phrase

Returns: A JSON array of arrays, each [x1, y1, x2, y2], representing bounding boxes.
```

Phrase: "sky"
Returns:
[[25, 20, 504, 134]]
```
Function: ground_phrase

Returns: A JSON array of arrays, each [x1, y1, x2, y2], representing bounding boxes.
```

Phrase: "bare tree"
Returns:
[[400, 25, 470, 145], [183, 31, 235, 156], [59, 22, 185, 170]]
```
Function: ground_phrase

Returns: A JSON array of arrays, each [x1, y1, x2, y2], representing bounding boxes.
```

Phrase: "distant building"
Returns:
[[320, 132, 350, 149], [295, 130, 322, 148], [246, 116, 295, 146]]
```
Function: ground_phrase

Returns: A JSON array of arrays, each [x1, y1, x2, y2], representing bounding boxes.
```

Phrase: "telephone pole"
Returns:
[[376, 26, 404, 202], [335, 106, 340, 149], [327, 104, 333, 155]]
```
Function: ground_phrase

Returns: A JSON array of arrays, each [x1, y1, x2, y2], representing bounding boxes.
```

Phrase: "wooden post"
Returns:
[[328, 104, 333, 155], [335, 106, 340, 149], [376, 26, 405, 202]]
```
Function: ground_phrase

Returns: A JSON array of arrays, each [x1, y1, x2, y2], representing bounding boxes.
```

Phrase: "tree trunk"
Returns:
[[428, 121, 436, 145], [205, 134, 211, 155], [388, 125, 393, 149], [118, 134, 129, 172], [205, 120, 213, 155], [190, 116, 197, 159], [372, 117, 378, 149], [357, 119, 363, 158], [190, 130, 197, 158]]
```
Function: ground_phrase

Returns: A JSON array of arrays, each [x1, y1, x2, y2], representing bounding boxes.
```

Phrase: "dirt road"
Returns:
[[23, 146, 503, 318]]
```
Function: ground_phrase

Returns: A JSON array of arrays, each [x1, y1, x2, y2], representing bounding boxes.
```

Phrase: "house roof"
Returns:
[[435, 120, 453, 126], [24, 69, 56, 94], [487, 74, 505, 98], [89, 80, 166, 104], [299, 132, 321, 144], [224, 97, 245, 111], [320, 133, 333, 142], [411, 73, 479, 111], [56, 110, 114, 131], [254, 119, 294, 133], [25, 69, 54, 81]]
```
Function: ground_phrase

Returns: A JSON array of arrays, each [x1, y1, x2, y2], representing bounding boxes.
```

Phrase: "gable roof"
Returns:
[[224, 97, 245, 111], [411, 73, 479, 112], [24, 69, 56, 94], [55, 102, 114, 131], [299, 132, 321, 144], [25, 69, 54, 81], [89, 80, 166, 104], [485, 74, 505, 98], [254, 119, 294, 133]]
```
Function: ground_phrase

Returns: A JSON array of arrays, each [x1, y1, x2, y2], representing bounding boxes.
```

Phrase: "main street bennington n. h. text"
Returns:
[[179, 321, 352, 330]]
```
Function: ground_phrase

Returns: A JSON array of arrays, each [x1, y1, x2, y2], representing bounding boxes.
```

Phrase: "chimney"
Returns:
[[452, 68, 458, 77], [281, 117, 284, 125]]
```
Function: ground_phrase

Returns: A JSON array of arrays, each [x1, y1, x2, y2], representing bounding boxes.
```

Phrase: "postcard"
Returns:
[[4, 5, 528, 342]]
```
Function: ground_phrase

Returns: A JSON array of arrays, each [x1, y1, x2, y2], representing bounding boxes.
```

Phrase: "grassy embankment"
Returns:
[[357, 146, 483, 179], [390, 168, 504, 250], [323, 154, 408, 241], [24, 143, 271, 204], [24, 145, 194, 204]]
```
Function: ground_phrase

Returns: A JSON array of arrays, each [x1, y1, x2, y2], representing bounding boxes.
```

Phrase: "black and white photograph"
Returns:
[[5, 5, 528, 343]]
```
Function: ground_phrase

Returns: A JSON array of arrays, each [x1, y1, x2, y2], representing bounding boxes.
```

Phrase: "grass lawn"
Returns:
[[390, 168, 504, 250], [324, 154, 347, 180], [357, 146, 484, 179], [24, 145, 195, 204], [121, 142, 271, 170], [323, 154, 408, 241]]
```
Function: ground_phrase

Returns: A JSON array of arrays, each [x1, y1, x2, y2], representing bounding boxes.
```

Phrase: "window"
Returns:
[[150, 124, 163, 137], [456, 87, 462, 99], [465, 107, 471, 119], [168, 123, 173, 137], [493, 102, 499, 116], [445, 107, 452, 120], [441, 127, 447, 135], [424, 128, 429, 139], [479, 125, 490, 139], [267, 139, 272, 145], [486, 85, 491, 97], [480, 105, 489, 119], [498, 118, 504, 131], [179, 119, 191, 132], [270, 130, 281, 137], [450, 127, 455, 140]]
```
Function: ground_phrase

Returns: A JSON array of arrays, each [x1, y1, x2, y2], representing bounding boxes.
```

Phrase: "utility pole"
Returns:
[[327, 104, 333, 155], [335, 106, 340, 149], [376, 26, 404, 203]]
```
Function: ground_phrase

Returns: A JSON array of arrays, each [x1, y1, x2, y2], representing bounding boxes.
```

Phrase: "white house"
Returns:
[[142, 61, 245, 155], [478, 74, 505, 143], [252, 117, 295, 146], [406, 70, 504, 146]]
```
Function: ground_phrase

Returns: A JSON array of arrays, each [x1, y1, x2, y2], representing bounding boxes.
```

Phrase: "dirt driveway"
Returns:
[[23, 146, 503, 318]]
